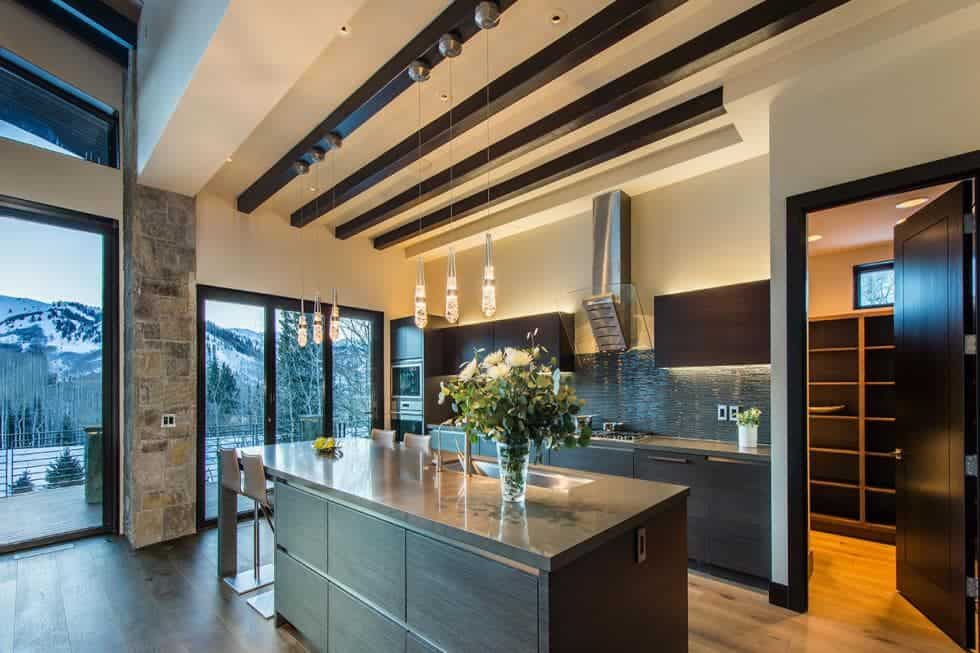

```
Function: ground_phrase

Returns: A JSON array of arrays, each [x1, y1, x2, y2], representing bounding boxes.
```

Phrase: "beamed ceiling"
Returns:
[[136, 0, 920, 257]]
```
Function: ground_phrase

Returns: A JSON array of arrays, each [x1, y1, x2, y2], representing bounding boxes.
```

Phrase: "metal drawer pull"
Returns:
[[648, 455, 689, 464], [706, 456, 762, 465]]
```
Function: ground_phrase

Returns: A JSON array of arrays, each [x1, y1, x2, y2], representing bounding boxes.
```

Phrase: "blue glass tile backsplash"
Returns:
[[569, 349, 771, 443]]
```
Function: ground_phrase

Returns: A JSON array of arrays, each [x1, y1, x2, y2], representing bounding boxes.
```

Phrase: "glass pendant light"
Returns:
[[329, 288, 341, 342], [295, 171, 310, 348], [312, 292, 324, 345], [446, 247, 459, 324], [481, 233, 496, 317], [297, 301, 309, 348], [414, 258, 428, 328]]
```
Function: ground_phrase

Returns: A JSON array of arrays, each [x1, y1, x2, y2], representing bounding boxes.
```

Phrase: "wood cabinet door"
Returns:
[[392, 317, 423, 361], [276, 483, 328, 574], [549, 444, 633, 477], [276, 550, 328, 653]]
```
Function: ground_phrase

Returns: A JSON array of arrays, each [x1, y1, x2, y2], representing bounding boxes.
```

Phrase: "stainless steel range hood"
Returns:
[[582, 191, 632, 352]]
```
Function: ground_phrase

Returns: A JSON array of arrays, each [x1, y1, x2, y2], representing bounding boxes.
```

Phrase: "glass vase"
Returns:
[[496, 441, 530, 502]]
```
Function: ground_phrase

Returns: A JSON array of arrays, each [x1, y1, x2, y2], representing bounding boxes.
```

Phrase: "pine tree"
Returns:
[[11, 469, 34, 494], [45, 448, 84, 488]]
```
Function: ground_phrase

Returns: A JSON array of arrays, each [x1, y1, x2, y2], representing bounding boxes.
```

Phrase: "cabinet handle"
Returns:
[[647, 455, 689, 464], [706, 455, 764, 465]]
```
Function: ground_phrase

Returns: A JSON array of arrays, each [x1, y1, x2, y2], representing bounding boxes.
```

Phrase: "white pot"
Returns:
[[738, 424, 758, 449]]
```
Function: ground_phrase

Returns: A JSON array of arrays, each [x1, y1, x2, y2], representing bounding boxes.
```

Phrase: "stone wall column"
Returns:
[[124, 184, 197, 547]]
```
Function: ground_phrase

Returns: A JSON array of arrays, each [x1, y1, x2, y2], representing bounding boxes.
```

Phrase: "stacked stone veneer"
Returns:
[[124, 185, 197, 548]]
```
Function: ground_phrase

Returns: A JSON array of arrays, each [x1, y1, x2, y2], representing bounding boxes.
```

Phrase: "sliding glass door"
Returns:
[[0, 198, 118, 552], [197, 287, 382, 526]]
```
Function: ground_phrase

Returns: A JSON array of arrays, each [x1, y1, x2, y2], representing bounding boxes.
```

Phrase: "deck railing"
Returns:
[[0, 429, 89, 498]]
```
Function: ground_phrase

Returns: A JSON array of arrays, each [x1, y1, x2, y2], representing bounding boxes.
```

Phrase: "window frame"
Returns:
[[852, 259, 895, 310], [0, 48, 120, 168]]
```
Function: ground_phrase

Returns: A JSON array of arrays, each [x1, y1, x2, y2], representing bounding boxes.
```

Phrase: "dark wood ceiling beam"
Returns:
[[372, 87, 725, 250], [295, 0, 691, 229], [334, 0, 850, 238], [236, 0, 517, 215]]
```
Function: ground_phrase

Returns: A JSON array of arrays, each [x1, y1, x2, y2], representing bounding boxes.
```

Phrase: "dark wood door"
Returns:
[[894, 181, 975, 648]]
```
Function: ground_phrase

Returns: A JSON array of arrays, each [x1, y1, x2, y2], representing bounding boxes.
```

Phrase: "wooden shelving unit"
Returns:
[[808, 309, 896, 544]]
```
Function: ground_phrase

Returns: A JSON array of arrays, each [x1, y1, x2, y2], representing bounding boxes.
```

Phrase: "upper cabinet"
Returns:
[[440, 312, 575, 374], [391, 317, 423, 362], [653, 280, 770, 368]]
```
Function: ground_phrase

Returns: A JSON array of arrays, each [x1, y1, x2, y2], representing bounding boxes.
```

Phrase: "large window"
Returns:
[[853, 260, 895, 309], [0, 49, 118, 167], [197, 287, 382, 525]]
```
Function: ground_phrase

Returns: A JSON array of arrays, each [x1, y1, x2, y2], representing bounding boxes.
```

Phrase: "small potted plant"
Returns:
[[736, 407, 761, 449], [439, 333, 590, 502]]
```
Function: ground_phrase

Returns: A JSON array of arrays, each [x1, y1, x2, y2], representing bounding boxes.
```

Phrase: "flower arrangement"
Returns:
[[736, 407, 762, 427], [439, 331, 591, 500]]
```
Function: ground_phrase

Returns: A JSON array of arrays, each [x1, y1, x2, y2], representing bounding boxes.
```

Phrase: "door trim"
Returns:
[[0, 193, 119, 553], [784, 151, 980, 614]]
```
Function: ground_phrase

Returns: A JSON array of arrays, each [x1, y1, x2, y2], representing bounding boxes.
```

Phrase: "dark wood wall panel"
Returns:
[[653, 280, 770, 367]]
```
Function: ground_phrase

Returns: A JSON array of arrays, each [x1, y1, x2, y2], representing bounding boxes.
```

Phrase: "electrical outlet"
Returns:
[[161, 414, 176, 428], [729, 406, 740, 422], [717, 405, 728, 421]]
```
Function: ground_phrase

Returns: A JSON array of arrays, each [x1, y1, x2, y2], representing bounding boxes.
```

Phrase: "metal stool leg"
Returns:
[[221, 502, 274, 595], [247, 588, 275, 619]]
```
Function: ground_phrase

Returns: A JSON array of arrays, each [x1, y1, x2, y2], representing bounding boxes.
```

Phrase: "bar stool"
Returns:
[[219, 449, 274, 596], [241, 453, 275, 618], [404, 432, 433, 458], [371, 428, 396, 446]]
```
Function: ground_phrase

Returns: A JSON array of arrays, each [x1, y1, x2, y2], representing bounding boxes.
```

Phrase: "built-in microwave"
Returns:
[[392, 361, 423, 400]]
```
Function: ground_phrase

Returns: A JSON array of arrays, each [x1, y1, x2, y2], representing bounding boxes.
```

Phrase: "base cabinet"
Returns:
[[634, 449, 770, 580], [276, 550, 328, 653], [549, 444, 633, 477], [329, 584, 407, 653]]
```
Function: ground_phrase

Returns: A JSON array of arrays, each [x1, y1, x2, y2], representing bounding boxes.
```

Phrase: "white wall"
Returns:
[[0, 0, 124, 220], [769, 24, 980, 586], [808, 243, 893, 318], [423, 154, 771, 330]]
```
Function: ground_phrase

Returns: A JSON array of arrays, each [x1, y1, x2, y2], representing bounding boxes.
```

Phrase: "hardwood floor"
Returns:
[[0, 526, 964, 652]]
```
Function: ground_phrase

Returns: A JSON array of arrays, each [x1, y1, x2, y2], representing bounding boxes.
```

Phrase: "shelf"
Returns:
[[865, 451, 897, 459], [809, 414, 858, 420], [809, 381, 857, 386], [865, 381, 895, 386], [865, 417, 896, 422], [811, 512, 896, 531], [811, 479, 859, 489], [865, 345, 896, 351], [809, 347, 858, 353], [866, 486, 897, 494], [810, 447, 859, 455]]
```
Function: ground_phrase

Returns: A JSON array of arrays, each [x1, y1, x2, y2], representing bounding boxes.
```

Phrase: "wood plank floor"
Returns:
[[0, 485, 102, 547], [0, 526, 964, 652]]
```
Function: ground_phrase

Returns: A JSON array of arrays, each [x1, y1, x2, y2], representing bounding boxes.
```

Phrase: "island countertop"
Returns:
[[239, 438, 687, 572]]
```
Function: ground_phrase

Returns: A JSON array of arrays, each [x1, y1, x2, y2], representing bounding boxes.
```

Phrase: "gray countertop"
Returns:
[[634, 435, 770, 462], [428, 424, 770, 461], [240, 438, 687, 572]]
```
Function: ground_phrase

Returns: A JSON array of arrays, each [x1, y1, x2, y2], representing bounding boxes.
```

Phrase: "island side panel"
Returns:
[[545, 500, 688, 652], [217, 454, 238, 578]]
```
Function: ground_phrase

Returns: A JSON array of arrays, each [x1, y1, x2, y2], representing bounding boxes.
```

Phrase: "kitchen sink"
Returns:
[[442, 459, 595, 491]]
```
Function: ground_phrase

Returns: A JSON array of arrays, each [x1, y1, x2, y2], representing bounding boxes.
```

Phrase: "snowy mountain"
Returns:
[[0, 296, 102, 380], [205, 321, 263, 387]]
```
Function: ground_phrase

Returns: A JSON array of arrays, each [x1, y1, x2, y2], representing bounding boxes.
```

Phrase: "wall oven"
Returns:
[[392, 361, 423, 400]]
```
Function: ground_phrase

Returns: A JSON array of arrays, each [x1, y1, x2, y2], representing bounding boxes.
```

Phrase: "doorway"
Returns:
[[195, 285, 383, 528], [785, 152, 980, 649], [0, 195, 119, 553]]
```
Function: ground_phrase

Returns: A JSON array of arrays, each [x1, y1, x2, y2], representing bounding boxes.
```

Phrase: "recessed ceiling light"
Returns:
[[440, 93, 449, 102], [339, 24, 351, 36], [895, 218, 907, 225], [225, 156, 233, 163], [309, 186, 316, 192], [550, 9, 567, 25], [896, 197, 928, 209], [808, 234, 823, 242]]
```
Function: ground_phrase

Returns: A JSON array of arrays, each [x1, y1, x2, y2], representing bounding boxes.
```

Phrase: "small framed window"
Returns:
[[0, 49, 118, 167], [854, 260, 894, 309]]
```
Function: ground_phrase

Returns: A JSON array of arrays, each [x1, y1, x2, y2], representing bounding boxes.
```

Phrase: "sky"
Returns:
[[205, 299, 266, 333], [0, 216, 103, 306]]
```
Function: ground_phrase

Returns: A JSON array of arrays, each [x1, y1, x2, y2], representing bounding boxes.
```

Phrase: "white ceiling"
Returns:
[[136, 0, 928, 255], [807, 182, 957, 255]]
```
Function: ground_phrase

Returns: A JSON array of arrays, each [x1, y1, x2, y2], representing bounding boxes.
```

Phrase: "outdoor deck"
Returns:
[[0, 485, 102, 547]]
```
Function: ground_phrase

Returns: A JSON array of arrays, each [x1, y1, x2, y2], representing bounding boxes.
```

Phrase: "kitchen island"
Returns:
[[218, 438, 688, 653]]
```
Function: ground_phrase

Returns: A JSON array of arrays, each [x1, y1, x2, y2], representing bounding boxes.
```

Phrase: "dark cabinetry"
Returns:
[[392, 316, 423, 362], [634, 448, 770, 579], [549, 443, 632, 477], [440, 312, 574, 374]]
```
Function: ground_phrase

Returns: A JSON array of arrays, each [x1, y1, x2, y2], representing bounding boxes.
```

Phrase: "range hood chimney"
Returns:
[[582, 191, 631, 352]]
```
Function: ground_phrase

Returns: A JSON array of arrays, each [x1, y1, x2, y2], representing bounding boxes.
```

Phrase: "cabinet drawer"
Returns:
[[406, 633, 439, 653], [329, 583, 406, 653], [406, 533, 537, 653], [276, 483, 328, 574], [704, 456, 770, 530], [276, 550, 328, 652], [328, 503, 406, 620], [634, 451, 707, 517], [550, 445, 633, 477]]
